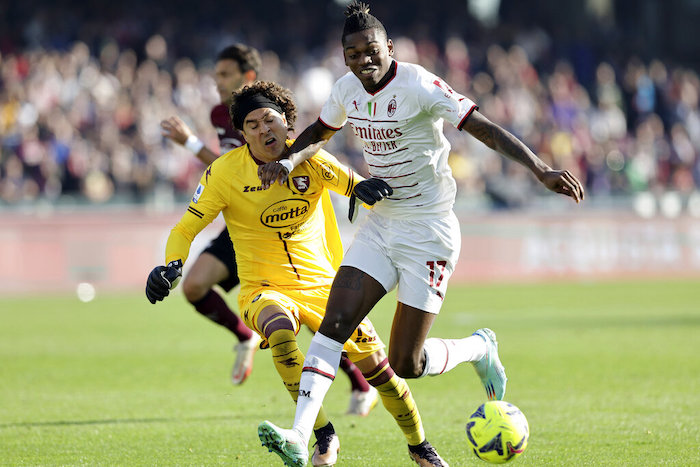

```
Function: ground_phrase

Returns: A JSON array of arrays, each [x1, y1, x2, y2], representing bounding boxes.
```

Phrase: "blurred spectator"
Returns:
[[0, 2, 699, 210]]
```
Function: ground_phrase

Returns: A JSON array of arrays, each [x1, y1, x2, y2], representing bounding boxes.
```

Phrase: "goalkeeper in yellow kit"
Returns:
[[145, 81, 442, 467]]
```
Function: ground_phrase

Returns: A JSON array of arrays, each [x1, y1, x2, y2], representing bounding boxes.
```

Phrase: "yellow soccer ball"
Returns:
[[465, 401, 529, 463]]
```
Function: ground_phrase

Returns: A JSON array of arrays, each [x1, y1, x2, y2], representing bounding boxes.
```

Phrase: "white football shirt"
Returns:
[[320, 60, 477, 219]]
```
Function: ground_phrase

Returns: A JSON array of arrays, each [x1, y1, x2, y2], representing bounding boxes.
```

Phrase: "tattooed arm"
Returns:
[[461, 110, 584, 203]]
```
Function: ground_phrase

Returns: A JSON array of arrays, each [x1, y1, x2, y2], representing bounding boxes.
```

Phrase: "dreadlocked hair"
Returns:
[[342, 1, 387, 43], [229, 81, 297, 131], [345, 0, 370, 15]]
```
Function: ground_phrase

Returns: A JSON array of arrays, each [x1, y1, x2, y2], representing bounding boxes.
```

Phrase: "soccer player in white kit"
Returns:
[[257, 2, 585, 466]]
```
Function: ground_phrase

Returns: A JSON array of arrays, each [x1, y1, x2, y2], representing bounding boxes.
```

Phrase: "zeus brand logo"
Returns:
[[261, 199, 310, 228], [355, 335, 378, 343], [299, 390, 311, 398], [243, 185, 266, 192]]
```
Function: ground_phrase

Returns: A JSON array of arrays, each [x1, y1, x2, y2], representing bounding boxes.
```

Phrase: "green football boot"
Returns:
[[258, 420, 309, 467], [472, 328, 507, 401]]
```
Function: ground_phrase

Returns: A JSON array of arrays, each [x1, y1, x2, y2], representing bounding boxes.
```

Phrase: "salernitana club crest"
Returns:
[[292, 176, 310, 193]]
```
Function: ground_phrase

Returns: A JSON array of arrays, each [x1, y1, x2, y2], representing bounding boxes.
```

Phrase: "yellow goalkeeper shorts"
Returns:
[[239, 284, 384, 362]]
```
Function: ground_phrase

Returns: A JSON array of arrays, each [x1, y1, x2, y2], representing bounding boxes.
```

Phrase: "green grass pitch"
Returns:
[[1, 280, 698, 466]]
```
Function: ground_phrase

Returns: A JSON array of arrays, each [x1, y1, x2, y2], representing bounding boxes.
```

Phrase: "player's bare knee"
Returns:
[[388, 353, 423, 379], [181, 276, 210, 303]]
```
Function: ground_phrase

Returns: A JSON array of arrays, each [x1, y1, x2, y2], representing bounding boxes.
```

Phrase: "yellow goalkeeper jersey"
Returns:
[[165, 141, 359, 297]]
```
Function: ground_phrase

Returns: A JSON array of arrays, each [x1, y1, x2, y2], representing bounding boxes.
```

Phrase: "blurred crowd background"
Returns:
[[1, 0, 700, 213]]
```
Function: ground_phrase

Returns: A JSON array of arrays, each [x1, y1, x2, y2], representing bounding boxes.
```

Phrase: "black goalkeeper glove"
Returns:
[[145, 260, 183, 304], [348, 178, 393, 222]]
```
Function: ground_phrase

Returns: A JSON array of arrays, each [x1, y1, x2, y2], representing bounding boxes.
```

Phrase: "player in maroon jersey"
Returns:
[[160, 45, 378, 414]]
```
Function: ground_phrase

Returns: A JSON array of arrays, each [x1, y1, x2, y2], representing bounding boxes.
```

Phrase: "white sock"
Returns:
[[293, 332, 343, 444], [421, 336, 487, 377]]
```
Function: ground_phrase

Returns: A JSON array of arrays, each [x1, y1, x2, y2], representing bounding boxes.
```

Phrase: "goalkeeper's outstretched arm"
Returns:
[[145, 220, 201, 304]]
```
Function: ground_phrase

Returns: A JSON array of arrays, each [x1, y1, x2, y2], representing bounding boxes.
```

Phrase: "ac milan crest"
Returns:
[[387, 98, 397, 117], [292, 176, 310, 193]]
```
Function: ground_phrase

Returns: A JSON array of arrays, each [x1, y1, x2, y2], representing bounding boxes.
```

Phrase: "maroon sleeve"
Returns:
[[210, 104, 246, 154]]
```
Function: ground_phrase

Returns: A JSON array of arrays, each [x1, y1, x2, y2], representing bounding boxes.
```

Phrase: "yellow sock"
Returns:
[[267, 326, 330, 430], [364, 358, 425, 445]]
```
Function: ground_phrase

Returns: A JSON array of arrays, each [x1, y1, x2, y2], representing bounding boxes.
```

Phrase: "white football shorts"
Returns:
[[341, 210, 461, 314]]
